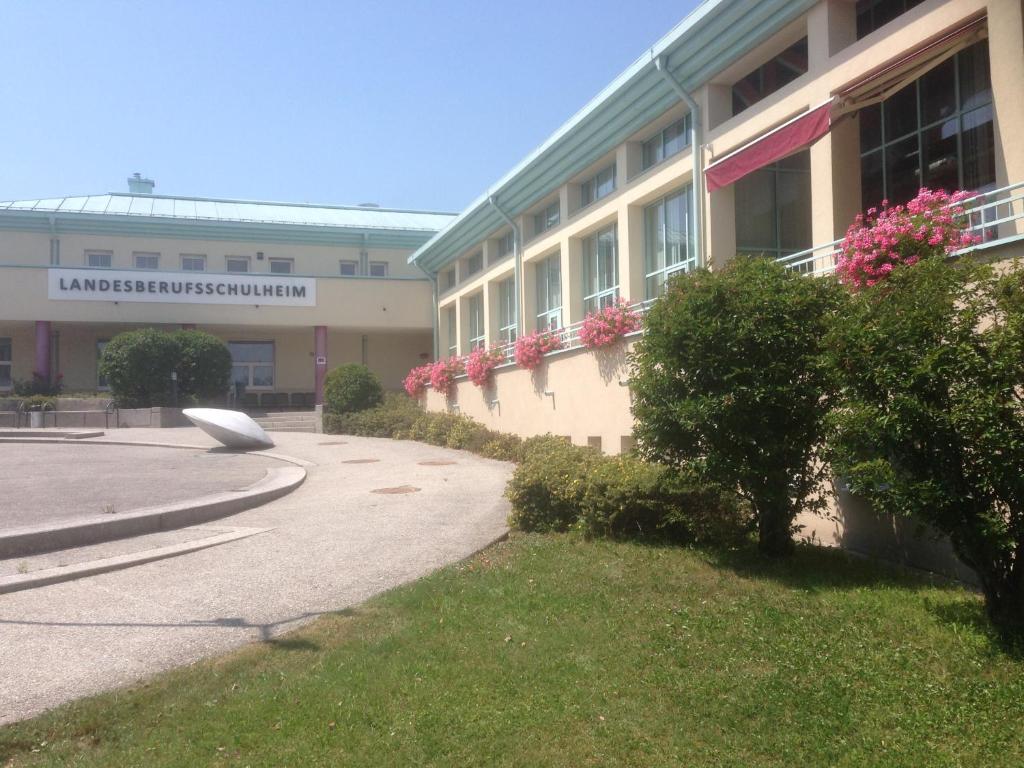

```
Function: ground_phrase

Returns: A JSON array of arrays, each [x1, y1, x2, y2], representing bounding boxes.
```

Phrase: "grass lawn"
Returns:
[[2, 534, 1023, 767]]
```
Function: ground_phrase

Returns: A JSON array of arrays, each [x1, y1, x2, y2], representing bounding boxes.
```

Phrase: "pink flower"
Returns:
[[430, 356, 464, 396], [514, 330, 564, 370], [464, 346, 507, 387], [579, 299, 643, 349], [403, 364, 433, 398]]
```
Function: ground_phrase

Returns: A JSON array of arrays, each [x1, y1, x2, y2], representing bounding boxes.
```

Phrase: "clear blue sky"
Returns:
[[0, 0, 701, 212]]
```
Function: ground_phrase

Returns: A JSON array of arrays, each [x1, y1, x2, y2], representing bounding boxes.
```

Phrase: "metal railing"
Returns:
[[775, 181, 1024, 276]]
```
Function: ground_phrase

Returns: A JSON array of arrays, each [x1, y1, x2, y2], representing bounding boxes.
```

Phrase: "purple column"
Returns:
[[34, 321, 51, 383], [314, 325, 328, 406]]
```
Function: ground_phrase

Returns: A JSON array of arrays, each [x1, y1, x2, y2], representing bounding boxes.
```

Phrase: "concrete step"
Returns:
[[249, 411, 317, 422], [258, 424, 317, 433]]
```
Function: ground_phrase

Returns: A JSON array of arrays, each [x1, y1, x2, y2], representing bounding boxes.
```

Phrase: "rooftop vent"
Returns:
[[127, 172, 155, 195]]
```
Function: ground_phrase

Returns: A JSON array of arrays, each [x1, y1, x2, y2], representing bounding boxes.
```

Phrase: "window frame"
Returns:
[[368, 261, 389, 278], [228, 341, 275, 391], [734, 153, 813, 260], [533, 200, 560, 237], [446, 306, 458, 356], [731, 36, 809, 116], [180, 254, 207, 272], [579, 163, 617, 208], [226, 256, 251, 273], [339, 260, 358, 277], [497, 277, 518, 344], [641, 115, 692, 171], [0, 337, 12, 391], [535, 253, 562, 330], [132, 252, 160, 270], [644, 185, 696, 298], [85, 250, 113, 268], [466, 293, 486, 350], [496, 231, 514, 258], [464, 252, 483, 280], [268, 257, 294, 275], [582, 224, 619, 315]]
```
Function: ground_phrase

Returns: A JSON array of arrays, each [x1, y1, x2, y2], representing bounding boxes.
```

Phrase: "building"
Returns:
[[409, 0, 1024, 453], [0, 175, 454, 405]]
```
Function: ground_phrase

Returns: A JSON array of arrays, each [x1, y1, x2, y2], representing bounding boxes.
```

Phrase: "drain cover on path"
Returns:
[[371, 486, 421, 495], [342, 459, 379, 464], [418, 460, 457, 466]]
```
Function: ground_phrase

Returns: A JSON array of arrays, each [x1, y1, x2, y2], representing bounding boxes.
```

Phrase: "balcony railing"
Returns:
[[775, 181, 1024, 276]]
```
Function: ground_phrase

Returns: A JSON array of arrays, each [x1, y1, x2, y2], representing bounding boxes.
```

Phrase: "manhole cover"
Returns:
[[342, 459, 380, 464], [319, 441, 348, 445], [418, 460, 456, 466], [372, 485, 421, 494]]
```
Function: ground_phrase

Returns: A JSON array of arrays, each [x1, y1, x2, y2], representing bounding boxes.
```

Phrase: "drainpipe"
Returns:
[[415, 261, 440, 360], [655, 55, 704, 268], [487, 195, 523, 337], [47, 214, 60, 265]]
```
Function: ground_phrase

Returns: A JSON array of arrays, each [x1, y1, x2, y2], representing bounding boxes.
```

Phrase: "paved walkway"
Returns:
[[0, 428, 512, 725]]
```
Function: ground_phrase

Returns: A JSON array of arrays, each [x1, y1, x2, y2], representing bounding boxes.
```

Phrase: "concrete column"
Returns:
[[314, 325, 328, 405], [989, 0, 1024, 238], [618, 202, 646, 302], [34, 321, 51, 383]]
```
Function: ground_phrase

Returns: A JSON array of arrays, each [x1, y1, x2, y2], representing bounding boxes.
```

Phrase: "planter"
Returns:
[[29, 411, 44, 428]]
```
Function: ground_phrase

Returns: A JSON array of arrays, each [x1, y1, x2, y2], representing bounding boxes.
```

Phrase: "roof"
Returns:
[[0, 193, 456, 250], [409, 0, 816, 272]]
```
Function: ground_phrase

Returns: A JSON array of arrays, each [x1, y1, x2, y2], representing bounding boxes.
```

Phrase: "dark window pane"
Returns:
[[885, 82, 918, 141], [885, 134, 921, 205], [778, 151, 810, 171], [961, 104, 996, 191], [959, 40, 992, 111], [919, 57, 957, 126], [874, 0, 905, 29], [777, 166, 812, 251], [922, 118, 959, 192], [861, 150, 885, 211], [859, 103, 882, 152], [856, 2, 872, 38], [735, 169, 776, 251]]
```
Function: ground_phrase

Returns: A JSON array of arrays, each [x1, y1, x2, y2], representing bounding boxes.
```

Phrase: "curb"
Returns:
[[0, 466, 305, 559], [0, 526, 273, 595]]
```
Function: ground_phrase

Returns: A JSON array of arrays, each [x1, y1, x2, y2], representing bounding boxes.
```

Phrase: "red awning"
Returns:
[[705, 100, 832, 193]]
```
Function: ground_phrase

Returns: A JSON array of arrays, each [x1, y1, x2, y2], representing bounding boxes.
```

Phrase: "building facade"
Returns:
[[410, 0, 1024, 452], [0, 177, 454, 406]]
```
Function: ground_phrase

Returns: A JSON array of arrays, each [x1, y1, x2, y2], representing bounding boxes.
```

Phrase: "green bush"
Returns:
[[506, 436, 598, 533], [174, 330, 232, 403], [18, 394, 56, 411], [631, 257, 844, 556], [99, 329, 182, 408], [323, 364, 383, 415], [323, 392, 422, 437]]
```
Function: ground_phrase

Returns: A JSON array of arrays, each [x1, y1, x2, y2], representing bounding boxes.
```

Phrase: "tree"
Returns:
[[827, 257, 1024, 638], [323, 363, 383, 414], [631, 257, 844, 556], [174, 330, 232, 403]]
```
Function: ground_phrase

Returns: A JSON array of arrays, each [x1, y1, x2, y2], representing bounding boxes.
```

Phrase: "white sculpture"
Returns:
[[182, 408, 275, 450]]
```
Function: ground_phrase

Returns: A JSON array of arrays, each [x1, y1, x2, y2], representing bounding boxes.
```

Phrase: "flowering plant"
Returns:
[[835, 188, 980, 290], [429, 356, 464, 396], [579, 299, 643, 349], [514, 330, 564, 370], [464, 346, 507, 387], [403, 364, 433, 398]]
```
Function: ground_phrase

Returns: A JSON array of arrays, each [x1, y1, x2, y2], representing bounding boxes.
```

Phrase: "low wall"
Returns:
[[424, 342, 636, 453]]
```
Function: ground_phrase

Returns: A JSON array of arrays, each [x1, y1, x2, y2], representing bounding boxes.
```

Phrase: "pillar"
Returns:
[[314, 325, 327, 405], [34, 321, 51, 383]]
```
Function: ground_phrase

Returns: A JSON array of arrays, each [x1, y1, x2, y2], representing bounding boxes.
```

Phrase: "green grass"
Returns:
[[3, 535, 1023, 767]]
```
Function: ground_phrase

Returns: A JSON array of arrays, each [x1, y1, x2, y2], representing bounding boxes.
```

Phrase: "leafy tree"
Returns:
[[173, 330, 232, 403], [323, 363, 383, 414], [99, 329, 181, 407], [631, 257, 844, 556], [827, 257, 1024, 638]]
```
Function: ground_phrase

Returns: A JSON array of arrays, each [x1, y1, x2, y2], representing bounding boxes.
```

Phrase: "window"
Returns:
[[228, 341, 274, 390], [269, 258, 293, 274], [96, 340, 109, 390], [498, 277, 517, 344], [497, 231, 514, 258], [86, 250, 112, 268], [642, 115, 692, 170], [444, 268, 456, 291], [533, 200, 560, 236], [582, 225, 619, 314], [856, 0, 925, 39], [859, 40, 994, 210], [181, 254, 206, 271], [735, 151, 812, 260], [467, 294, 485, 350], [535, 253, 562, 330], [226, 257, 250, 273], [133, 252, 159, 269], [645, 186, 696, 298], [732, 37, 808, 115], [339, 260, 358, 276], [369, 261, 388, 278], [580, 163, 617, 208], [446, 307, 458, 356], [464, 251, 483, 279], [0, 338, 11, 390]]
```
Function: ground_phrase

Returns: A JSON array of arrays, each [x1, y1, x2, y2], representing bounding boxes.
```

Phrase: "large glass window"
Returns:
[[735, 152, 812, 260], [732, 37, 808, 115], [229, 341, 274, 390], [856, 0, 925, 39], [467, 294, 485, 350], [446, 307, 457, 356], [497, 231, 514, 258], [444, 268, 456, 291], [580, 164, 617, 208], [536, 253, 562, 330], [0, 338, 11, 390], [533, 200, 560, 237], [642, 115, 691, 171], [464, 252, 483, 279], [645, 186, 695, 298], [582, 225, 619, 314], [498, 277, 517, 344], [859, 40, 994, 210]]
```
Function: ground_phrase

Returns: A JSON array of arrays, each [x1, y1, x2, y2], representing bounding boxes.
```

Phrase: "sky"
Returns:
[[0, 0, 703, 213]]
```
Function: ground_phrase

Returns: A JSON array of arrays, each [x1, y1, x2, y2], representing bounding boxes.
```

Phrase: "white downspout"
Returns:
[[488, 195, 524, 338], [655, 55, 704, 268], [415, 262, 440, 360]]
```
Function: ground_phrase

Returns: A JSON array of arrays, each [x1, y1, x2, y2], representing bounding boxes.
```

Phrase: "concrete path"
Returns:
[[0, 428, 512, 725]]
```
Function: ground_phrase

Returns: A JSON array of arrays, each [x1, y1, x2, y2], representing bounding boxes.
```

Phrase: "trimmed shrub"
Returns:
[[99, 329, 182, 408], [506, 436, 599, 533], [323, 392, 421, 437], [323, 364, 383, 415], [174, 330, 232, 403]]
